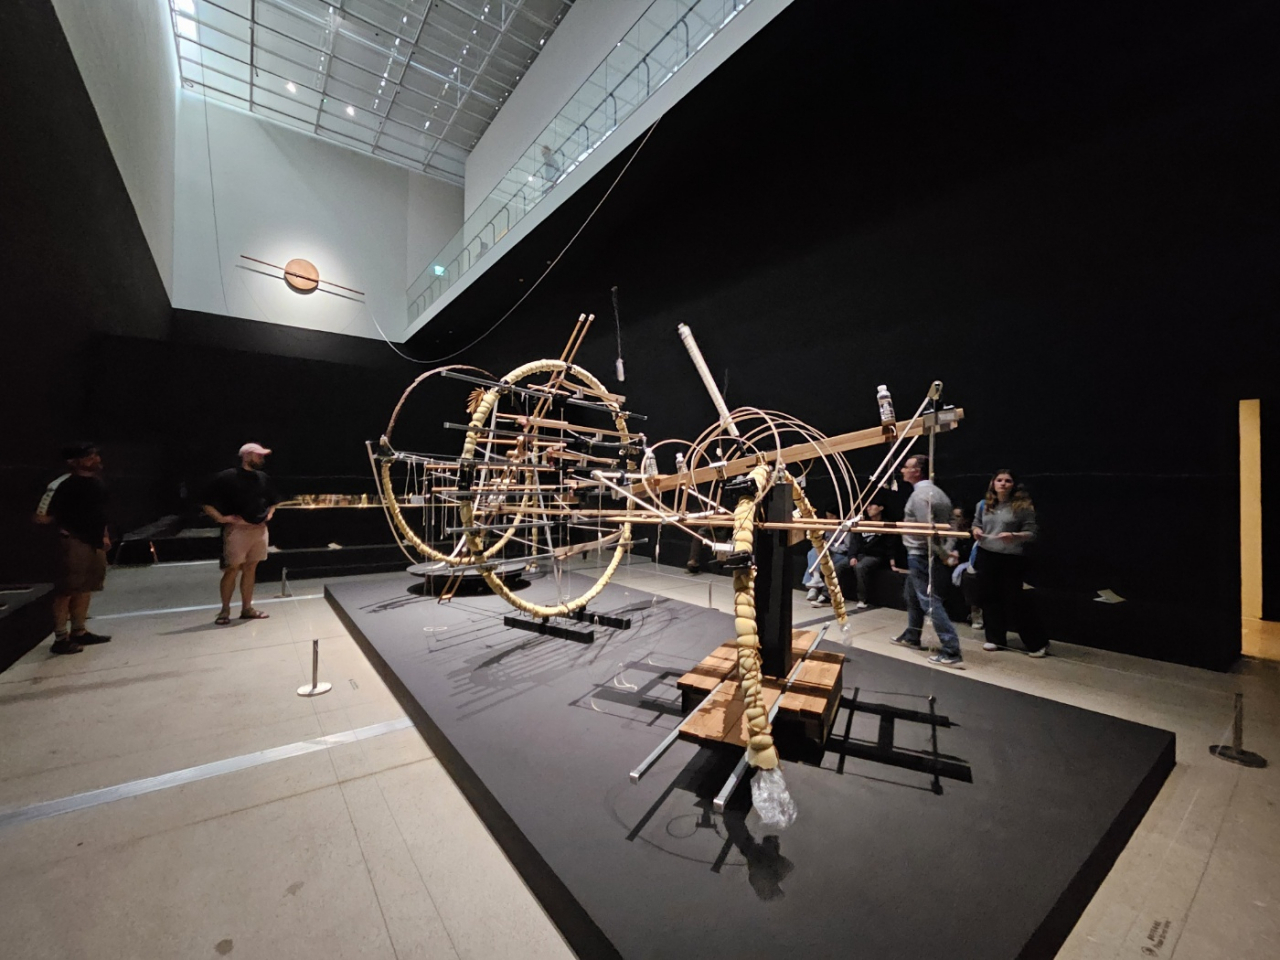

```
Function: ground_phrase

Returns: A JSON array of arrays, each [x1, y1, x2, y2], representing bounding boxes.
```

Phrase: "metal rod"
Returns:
[[712, 754, 749, 812], [238, 256, 366, 295], [438, 368, 629, 414], [629, 679, 729, 784], [677, 323, 739, 437], [297, 639, 333, 697]]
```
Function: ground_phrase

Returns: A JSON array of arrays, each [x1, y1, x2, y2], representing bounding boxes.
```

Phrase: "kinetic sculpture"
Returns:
[[371, 315, 964, 823]]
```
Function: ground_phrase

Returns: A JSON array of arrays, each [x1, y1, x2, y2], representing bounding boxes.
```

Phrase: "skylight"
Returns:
[[167, 0, 574, 184]]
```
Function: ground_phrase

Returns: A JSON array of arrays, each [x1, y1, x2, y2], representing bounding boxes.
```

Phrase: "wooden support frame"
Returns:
[[633, 408, 963, 495]]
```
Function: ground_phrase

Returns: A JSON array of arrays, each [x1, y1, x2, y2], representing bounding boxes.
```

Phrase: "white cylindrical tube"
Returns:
[[676, 323, 739, 437]]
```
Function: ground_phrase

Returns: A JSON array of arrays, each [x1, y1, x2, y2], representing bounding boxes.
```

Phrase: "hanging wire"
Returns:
[[612, 285, 625, 381], [368, 118, 664, 365], [193, 39, 230, 315]]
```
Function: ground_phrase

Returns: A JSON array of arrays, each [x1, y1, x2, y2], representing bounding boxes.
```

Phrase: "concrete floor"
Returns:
[[1, 556, 1277, 960]]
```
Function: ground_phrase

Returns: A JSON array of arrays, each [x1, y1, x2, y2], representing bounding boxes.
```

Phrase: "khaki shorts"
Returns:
[[55, 536, 107, 595], [224, 522, 269, 567]]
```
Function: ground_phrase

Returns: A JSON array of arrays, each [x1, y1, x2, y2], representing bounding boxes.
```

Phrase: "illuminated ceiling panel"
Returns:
[[168, 0, 575, 184]]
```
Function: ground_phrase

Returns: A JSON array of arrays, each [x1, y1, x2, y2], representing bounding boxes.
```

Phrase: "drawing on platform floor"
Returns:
[[370, 315, 967, 825]]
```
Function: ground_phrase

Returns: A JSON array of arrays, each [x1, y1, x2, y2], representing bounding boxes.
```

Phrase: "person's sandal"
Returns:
[[215, 610, 232, 625], [239, 608, 270, 620]]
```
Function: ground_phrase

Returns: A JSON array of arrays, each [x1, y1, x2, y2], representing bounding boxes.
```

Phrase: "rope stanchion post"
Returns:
[[276, 566, 292, 598], [1210, 692, 1267, 767], [297, 639, 333, 697]]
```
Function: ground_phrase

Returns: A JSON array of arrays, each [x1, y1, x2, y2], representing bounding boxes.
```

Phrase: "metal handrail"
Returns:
[[405, 0, 763, 319]]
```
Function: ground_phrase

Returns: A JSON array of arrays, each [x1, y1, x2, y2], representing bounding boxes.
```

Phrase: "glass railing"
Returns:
[[406, 0, 759, 323]]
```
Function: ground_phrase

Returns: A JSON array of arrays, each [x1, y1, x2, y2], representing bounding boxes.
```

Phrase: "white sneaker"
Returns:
[[854, 601, 869, 610], [982, 642, 999, 652], [805, 588, 819, 602], [972, 618, 984, 629], [1027, 646, 1049, 658]]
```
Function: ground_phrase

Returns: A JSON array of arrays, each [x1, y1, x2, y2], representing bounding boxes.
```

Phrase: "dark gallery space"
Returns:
[[1, 2, 1278, 959]]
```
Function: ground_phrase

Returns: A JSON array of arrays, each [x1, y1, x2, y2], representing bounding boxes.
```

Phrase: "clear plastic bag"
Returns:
[[751, 767, 798, 830]]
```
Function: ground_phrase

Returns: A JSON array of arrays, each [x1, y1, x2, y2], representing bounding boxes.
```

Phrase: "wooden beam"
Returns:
[[635, 408, 963, 494]]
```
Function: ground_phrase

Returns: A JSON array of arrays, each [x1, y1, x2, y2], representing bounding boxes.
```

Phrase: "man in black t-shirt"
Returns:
[[33, 443, 112, 654], [202, 443, 280, 624]]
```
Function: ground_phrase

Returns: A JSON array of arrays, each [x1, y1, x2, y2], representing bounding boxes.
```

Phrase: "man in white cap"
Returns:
[[202, 443, 280, 624]]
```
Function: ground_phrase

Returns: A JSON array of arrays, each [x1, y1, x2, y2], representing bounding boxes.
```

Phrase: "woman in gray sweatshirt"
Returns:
[[972, 469, 1049, 656]]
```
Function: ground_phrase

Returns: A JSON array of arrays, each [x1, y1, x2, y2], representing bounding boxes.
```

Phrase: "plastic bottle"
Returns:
[[877, 385, 896, 438]]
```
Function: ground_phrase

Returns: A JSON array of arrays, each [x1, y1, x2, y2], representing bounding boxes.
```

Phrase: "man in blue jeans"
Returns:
[[891, 454, 963, 666]]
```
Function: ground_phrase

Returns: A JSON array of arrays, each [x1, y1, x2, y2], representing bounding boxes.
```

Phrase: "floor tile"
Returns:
[[3, 557, 1278, 960]]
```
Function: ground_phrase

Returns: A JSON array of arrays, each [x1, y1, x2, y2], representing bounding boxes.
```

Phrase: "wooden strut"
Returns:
[[633, 409, 964, 495], [497, 415, 633, 438], [469, 506, 971, 537]]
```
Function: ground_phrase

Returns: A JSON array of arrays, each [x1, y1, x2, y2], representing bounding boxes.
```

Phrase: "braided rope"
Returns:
[[461, 358, 634, 616], [730, 462, 780, 771]]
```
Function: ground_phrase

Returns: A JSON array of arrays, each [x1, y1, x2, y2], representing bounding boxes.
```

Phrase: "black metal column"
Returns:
[[754, 481, 794, 678]]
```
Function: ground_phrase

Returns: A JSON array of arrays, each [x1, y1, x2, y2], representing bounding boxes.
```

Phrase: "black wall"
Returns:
[[1, 1, 171, 583], [5, 1, 1276, 670], [84, 315, 421, 540], [407, 0, 1280, 669], [0, 2, 417, 582]]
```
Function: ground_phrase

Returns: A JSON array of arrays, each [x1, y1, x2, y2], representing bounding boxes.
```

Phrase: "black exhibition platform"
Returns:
[[327, 572, 1175, 960], [1, 583, 54, 672]]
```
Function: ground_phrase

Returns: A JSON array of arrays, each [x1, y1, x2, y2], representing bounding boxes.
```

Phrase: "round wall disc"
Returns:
[[284, 258, 320, 292]]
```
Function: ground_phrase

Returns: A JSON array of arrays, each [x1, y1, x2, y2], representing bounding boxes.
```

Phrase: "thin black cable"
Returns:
[[611, 284, 625, 381], [612, 285, 623, 347], [193, 41, 230, 316], [371, 117, 663, 364]]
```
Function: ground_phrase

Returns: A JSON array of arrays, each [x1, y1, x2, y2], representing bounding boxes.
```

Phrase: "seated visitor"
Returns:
[[949, 505, 983, 626], [805, 509, 851, 606], [848, 498, 892, 609]]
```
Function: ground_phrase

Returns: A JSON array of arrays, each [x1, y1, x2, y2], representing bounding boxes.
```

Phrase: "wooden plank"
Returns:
[[679, 682, 746, 745], [794, 653, 843, 689], [789, 631, 819, 657], [676, 643, 738, 695], [679, 665, 728, 695], [678, 630, 844, 747], [677, 633, 821, 692], [777, 686, 832, 718], [679, 681, 785, 748]]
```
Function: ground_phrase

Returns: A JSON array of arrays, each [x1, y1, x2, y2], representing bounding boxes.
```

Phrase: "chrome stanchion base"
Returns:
[[298, 638, 330, 696], [1209, 744, 1267, 768]]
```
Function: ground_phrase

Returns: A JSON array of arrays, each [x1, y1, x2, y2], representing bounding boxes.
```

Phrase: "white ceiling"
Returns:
[[168, 0, 575, 184]]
